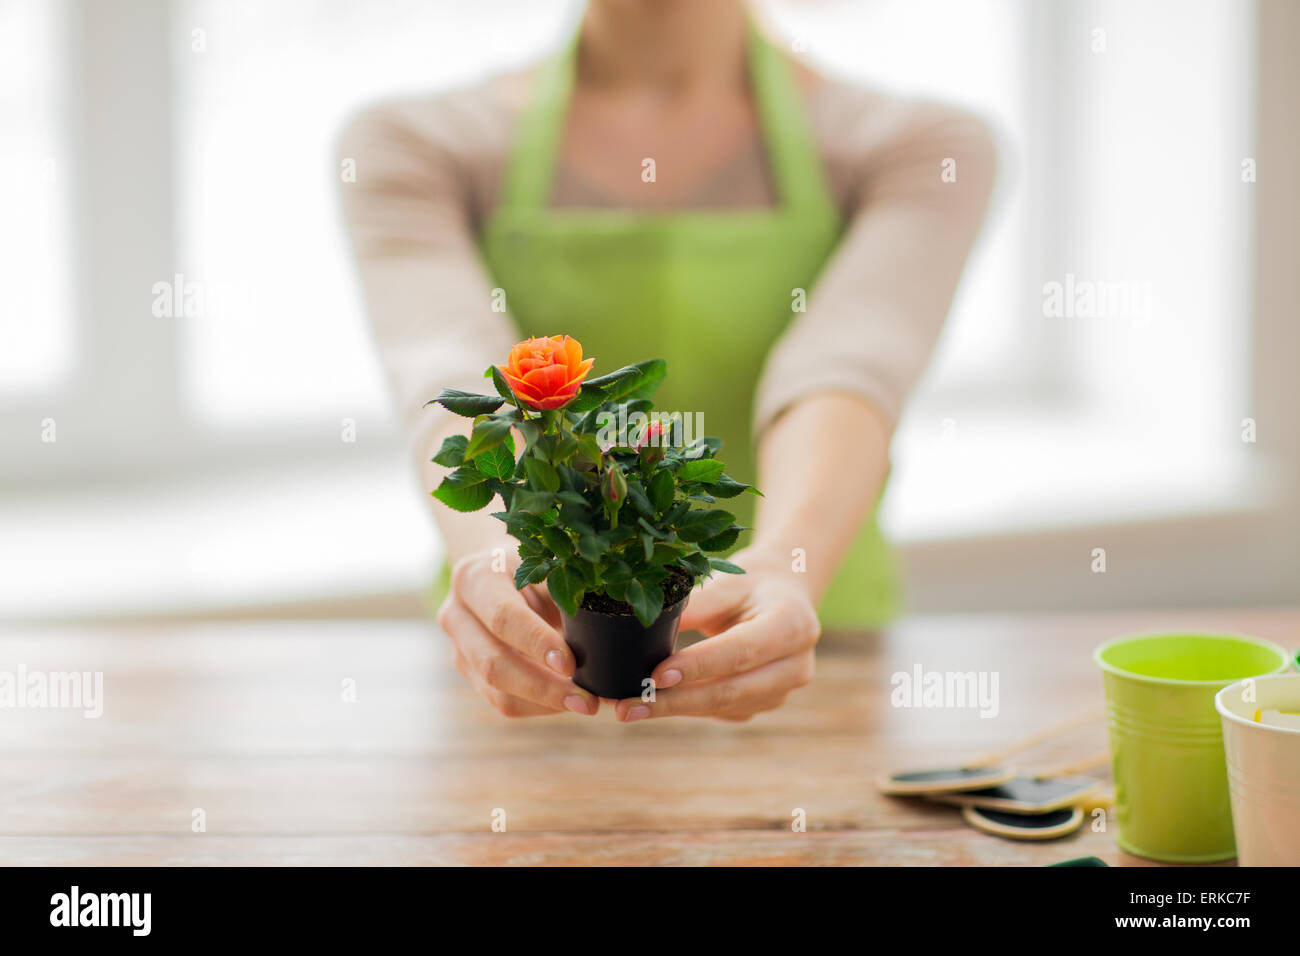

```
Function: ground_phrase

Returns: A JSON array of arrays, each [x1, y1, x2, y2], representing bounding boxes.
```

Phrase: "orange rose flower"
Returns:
[[498, 335, 595, 411]]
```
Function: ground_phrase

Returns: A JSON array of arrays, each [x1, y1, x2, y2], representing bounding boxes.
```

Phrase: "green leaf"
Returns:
[[432, 468, 494, 512], [580, 361, 643, 393], [707, 557, 746, 575], [514, 558, 550, 590], [676, 458, 726, 484], [546, 563, 583, 617], [577, 532, 606, 563], [464, 416, 513, 459], [648, 469, 675, 513], [492, 509, 542, 536], [556, 490, 588, 508], [608, 360, 667, 401], [677, 551, 710, 577], [511, 489, 555, 514], [641, 532, 655, 561], [490, 480, 515, 511], [489, 365, 519, 405], [640, 565, 669, 586], [603, 525, 637, 546], [426, 388, 504, 417], [699, 526, 741, 552], [637, 517, 669, 540], [553, 434, 580, 466], [566, 384, 609, 414], [626, 481, 655, 518], [523, 455, 560, 492], [558, 503, 594, 539], [437, 465, 485, 487], [431, 434, 469, 468], [540, 526, 574, 558], [705, 474, 756, 498], [473, 435, 516, 479], [682, 436, 723, 459], [572, 433, 603, 470], [625, 578, 665, 628], [516, 418, 542, 448], [649, 543, 683, 566], [571, 360, 667, 410], [603, 558, 634, 585], [674, 508, 735, 542], [570, 559, 598, 588]]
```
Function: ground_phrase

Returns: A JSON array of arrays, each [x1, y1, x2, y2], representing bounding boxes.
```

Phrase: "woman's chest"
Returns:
[[554, 88, 775, 209]]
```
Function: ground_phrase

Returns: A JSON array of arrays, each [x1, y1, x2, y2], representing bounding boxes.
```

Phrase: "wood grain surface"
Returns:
[[2, 609, 1294, 866]]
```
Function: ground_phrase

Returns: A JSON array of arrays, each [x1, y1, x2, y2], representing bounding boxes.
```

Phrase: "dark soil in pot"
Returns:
[[578, 565, 694, 615], [562, 565, 693, 700]]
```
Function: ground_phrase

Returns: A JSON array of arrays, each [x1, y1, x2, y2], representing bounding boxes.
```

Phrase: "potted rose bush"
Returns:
[[426, 335, 757, 699]]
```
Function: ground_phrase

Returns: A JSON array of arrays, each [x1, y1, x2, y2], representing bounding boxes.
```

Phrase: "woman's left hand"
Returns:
[[613, 548, 820, 722]]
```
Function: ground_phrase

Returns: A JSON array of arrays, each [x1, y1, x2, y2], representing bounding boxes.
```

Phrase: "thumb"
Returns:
[[679, 580, 741, 636]]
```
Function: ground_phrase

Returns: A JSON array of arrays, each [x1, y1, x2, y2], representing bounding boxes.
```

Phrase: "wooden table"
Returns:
[[2, 610, 1295, 866]]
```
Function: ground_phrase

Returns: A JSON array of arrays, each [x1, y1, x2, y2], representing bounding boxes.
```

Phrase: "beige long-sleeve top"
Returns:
[[337, 56, 997, 463]]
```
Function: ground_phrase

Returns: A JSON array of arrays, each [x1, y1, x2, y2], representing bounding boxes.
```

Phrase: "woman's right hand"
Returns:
[[436, 548, 600, 718]]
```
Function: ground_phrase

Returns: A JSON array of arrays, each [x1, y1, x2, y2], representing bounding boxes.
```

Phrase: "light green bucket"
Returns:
[[1094, 632, 1290, 863]]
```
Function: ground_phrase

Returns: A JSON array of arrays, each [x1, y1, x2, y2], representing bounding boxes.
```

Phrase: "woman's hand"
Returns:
[[613, 547, 820, 723], [436, 547, 600, 718]]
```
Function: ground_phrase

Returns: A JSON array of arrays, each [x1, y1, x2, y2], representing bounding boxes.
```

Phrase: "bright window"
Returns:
[[172, 0, 578, 426], [764, 0, 1254, 538], [0, 0, 73, 393]]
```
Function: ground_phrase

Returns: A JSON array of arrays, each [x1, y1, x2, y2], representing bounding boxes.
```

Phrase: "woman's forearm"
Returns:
[[749, 392, 892, 602]]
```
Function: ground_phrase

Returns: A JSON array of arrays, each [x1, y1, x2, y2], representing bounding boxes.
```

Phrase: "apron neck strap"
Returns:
[[498, 21, 837, 219], [497, 31, 577, 212], [746, 22, 836, 218]]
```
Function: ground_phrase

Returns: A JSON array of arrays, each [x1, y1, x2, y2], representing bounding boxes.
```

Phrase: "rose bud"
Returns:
[[603, 464, 628, 503], [633, 420, 666, 450], [636, 420, 667, 465]]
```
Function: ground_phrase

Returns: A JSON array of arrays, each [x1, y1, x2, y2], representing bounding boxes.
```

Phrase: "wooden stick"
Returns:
[[961, 706, 1104, 769]]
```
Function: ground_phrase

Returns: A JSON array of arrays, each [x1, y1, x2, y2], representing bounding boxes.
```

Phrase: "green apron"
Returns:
[[451, 25, 898, 629]]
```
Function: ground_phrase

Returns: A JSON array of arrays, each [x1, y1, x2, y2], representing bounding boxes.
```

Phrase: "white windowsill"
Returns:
[[1, 459, 442, 621], [882, 406, 1277, 542]]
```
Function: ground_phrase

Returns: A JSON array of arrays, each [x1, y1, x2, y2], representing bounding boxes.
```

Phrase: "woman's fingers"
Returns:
[[616, 652, 815, 721], [439, 598, 598, 717], [522, 582, 563, 630], [677, 578, 745, 636], [651, 599, 819, 689], [452, 643, 557, 717], [450, 554, 575, 676]]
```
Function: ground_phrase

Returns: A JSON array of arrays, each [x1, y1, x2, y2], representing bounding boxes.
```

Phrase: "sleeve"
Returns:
[[335, 97, 517, 461], [752, 98, 999, 437]]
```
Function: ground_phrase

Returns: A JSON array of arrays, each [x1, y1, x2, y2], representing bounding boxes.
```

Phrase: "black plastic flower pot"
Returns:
[[561, 596, 688, 700]]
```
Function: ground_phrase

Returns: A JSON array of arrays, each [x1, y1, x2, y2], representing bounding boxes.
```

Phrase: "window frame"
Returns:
[[0, 0, 404, 489]]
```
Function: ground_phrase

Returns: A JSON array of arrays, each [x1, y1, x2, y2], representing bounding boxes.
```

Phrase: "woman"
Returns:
[[339, 0, 996, 722]]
